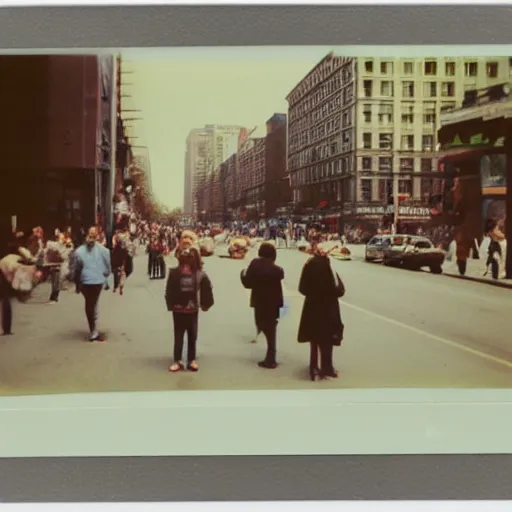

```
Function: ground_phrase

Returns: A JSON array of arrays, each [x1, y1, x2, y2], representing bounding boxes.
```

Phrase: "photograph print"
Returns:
[[0, 49, 511, 396]]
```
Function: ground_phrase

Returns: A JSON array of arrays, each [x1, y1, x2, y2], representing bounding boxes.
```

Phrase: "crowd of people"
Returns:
[[0, 209, 348, 381]]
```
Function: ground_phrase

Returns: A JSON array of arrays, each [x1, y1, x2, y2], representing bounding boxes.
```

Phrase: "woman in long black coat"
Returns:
[[297, 243, 345, 381]]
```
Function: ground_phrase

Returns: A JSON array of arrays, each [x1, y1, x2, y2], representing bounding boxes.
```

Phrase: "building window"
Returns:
[[445, 61, 456, 76], [401, 104, 414, 125], [464, 61, 478, 77], [421, 178, 433, 199], [423, 103, 436, 125], [365, 60, 373, 73], [424, 81, 437, 98], [440, 102, 456, 112], [399, 158, 414, 172], [363, 104, 372, 123], [381, 61, 393, 74], [402, 81, 415, 98], [441, 82, 455, 97], [401, 135, 414, 150], [378, 179, 393, 201], [421, 158, 433, 173], [403, 62, 414, 75], [363, 80, 373, 97], [378, 104, 393, 124], [362, 157, 372, 171], [422, 134, 434, 151], [424, 60, 437, 76], [381, 81, 394, 97], [379, 133, 393, 150], [363, 133, 372, 149], [487, 62, 499, 78], [360, 179, 372, 201], [379, 157, 392, 171], [399, 179, 413, 196]]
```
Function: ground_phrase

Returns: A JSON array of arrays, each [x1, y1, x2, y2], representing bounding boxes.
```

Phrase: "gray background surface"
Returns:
[[1, 4, 512, 502]]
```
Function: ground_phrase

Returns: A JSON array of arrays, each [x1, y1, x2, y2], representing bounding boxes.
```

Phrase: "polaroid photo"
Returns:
[[1, 7, 512, 462]]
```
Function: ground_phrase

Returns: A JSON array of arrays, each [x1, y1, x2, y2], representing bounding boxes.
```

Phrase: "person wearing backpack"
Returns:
[[165, 246, 214, 372]]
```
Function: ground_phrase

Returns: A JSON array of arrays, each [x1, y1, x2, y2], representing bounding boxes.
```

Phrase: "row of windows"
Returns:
[[361, 133, 436, 151], [358, 177, 436, 202], [287, 56, 351, 107], [362, 59, 502, 79], [362, 80, 457, 98], [360, 156, 436, 173], [288, 69, 354, 122], [290, 157, 355, 187], [289, 131, 355, 171], [289, 95, 343, 134]]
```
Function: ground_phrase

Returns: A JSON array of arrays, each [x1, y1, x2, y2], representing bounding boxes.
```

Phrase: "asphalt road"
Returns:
[[0, 243, 511, 395]]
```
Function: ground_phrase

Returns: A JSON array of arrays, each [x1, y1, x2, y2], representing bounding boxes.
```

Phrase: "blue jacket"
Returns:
[[75, 243, 111, 285]]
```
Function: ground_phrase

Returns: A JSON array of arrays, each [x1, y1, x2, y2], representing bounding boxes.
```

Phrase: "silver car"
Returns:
[[365, 235, 392, 262]]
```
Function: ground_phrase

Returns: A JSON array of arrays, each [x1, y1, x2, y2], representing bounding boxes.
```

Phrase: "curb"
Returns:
[[443, 272, 512, 289]]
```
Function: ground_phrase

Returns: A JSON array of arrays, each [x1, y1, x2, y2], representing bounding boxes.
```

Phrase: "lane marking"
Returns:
[[341, 300, 512, 370]]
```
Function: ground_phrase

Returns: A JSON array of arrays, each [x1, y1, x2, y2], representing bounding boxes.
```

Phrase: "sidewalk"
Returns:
[[442, 258, 512, 289]]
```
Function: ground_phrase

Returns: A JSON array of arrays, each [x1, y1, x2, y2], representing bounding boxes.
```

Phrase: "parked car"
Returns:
[[382, 235, 445, 274], [365, 235, 392, 262]]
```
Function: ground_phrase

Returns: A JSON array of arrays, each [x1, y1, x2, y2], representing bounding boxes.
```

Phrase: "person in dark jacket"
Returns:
[[297, 241, 345, 381], [165, 247, 214, 372], [240, 242, 284, 369]]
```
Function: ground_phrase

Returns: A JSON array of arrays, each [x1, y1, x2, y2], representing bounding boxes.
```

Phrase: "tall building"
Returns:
[[286, 54, 512, 229], [183, 124, 245, 216], [0, 54, 116, 233]]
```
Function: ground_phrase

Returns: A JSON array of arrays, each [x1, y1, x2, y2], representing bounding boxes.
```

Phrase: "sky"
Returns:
[[120, 47, 334, 209]]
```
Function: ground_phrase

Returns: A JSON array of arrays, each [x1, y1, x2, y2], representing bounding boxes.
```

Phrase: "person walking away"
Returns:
[[165, 247, 214, 372], [297, 240, 345, 381], [240, 242, 284, 369], [111, 229, 133, 295], [484, 218, 505, 280], [74, 226, 111, 342], [46, 229, 67, 303]]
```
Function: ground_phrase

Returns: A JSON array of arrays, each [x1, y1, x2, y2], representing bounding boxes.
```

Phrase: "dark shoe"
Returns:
[[309, 366, 321, 381], [321, 368, 339, 379], [258, 360, 278, 369]]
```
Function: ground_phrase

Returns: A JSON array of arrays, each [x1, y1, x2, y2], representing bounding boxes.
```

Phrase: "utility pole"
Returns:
[[392, 168, 399, 234], [105, 54, 119, 248], [505, 118, 512, 278]]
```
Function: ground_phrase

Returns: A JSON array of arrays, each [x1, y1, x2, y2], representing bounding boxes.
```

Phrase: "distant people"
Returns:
[[297, 240, 345, 381], [74, 226, 111, 342], [240, 242, 284, 369], [165, 247, 214, 373]]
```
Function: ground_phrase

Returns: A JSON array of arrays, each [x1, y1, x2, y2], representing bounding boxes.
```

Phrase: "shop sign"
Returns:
[[356, 206, 385, 215], [397, 206, 430, 217]]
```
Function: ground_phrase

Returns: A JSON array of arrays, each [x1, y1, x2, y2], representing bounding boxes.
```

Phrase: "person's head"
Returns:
[[32, 226, 43, 239], [258, 241, 277, 262], [180, 229, 197, 249], [86, 226, 99, 247], [177, 246, 202, 272]]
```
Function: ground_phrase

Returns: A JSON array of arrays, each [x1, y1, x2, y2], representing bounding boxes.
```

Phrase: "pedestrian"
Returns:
[[74, 226, 111, 342], [297, 240, 345, 381], [240, 242, 284, 369], [165, 246, 214, 373]]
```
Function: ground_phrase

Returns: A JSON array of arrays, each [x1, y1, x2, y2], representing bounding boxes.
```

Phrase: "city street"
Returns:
[[0, 243, 511, 396]]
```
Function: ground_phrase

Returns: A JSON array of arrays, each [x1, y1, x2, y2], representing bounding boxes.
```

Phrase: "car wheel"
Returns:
[[430, 265, 443, 274]]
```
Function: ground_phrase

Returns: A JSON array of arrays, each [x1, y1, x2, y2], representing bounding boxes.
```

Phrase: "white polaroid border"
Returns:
[[0, 502, 511, 512], [1, 2, 512, 459]]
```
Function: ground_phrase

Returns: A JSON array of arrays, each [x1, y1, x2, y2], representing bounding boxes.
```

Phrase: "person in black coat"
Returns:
[[297, 241, 345, 381], [165, 247, 214, 372], [240, 242, 284, 369]]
